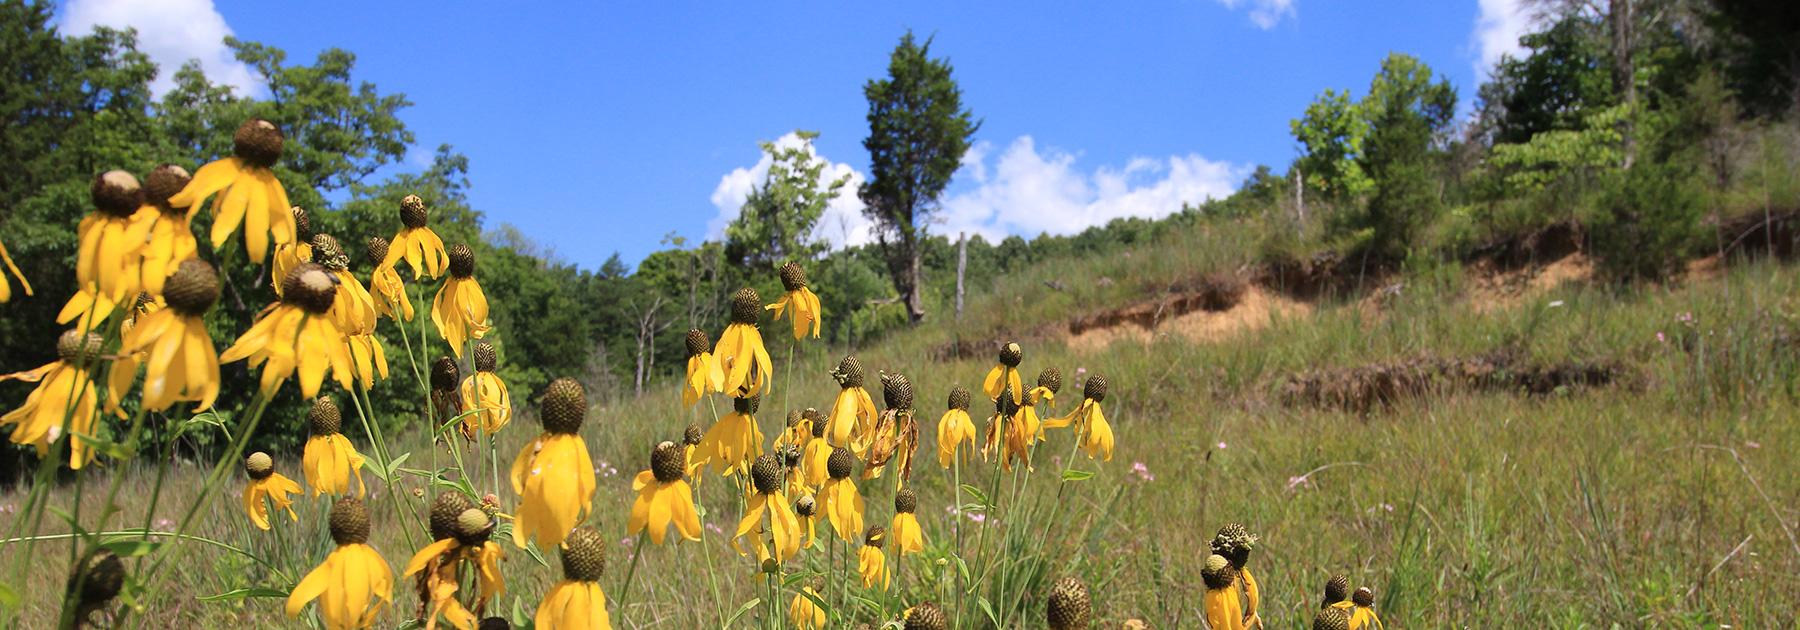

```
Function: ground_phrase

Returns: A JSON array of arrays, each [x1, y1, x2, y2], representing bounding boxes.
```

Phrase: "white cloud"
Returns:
[[710, 134, 1245, 252], [707, 132, 874, 249], [1472, 0, 1532, 78], [1216, 0, 1297, 29], [60, 0, 262, 97]]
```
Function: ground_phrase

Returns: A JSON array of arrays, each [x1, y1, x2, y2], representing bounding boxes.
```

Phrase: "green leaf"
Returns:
[[0, 583, 19, 609], [723, 598, 761, 627], [959, 502, 985, 514], [960, 484, 990, 507], [381, 452, 412, 478], [196, 587, 289, 602], [99, 540, 160, 557], [522, 539, 550, 570], [74, 432, 133, 460], [1060, 469, 1095, 482], [978, 597, 999, 626]]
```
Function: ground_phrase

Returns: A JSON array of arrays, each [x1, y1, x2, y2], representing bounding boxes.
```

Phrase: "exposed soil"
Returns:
[[1064, 285, 1311, 353], [1279, 351, 1623, 414]]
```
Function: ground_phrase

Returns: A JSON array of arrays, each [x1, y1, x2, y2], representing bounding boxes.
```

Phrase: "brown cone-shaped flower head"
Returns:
[[998, 342, 1023, 368], [750, 454, 782, 494], [282, 263, 337, 315], [683, 424, 704, 446], [733, 394, 760, 415], [473, 341, 498, 372], [805, 408, 825, 438], [430, 491, 476, 541], [365, 236, 390, 267], [905, 602, 948, 630], [311, 233, 349, 271], [1210, 522, 1258, 568], [540, 378, 587, 434], [1352, 587, 1374, 607], [1046, 577, 1091, 630], [329, 496, 371, 545], [560, 527, 606, 582], [143, 164, 192, 212], [778, 262, 808, 291], [1083, 375, 1108, 403], [76, 550, 125, 607], [57, 329, 104, 365], [399, 194, 429, 229], [447, 243, 475, 278], [795, 494, 816, 518], [164, 259, 220, 316], [881, 371, 914, 411], [894, 488, 917, 514], [651, 441, 685, 483], [478, 618, 513, 630], [431, 356, 460, 392], [233, 118, 284, 168], [1323, 575, 1350, 606], [996, 386, 1021, 417], [684, 328, 710, 357], [730, 287, 761, 324], [947, 386, 971, 411], [309, 396, 342, 436], [291, 206, 313, 242], [864, 525, 886, 549], [92, 170, 143, 218], [244, 452, 274, 480], [1201, 554, 1237, 590], [1312, 607, 1351, 630], [827, 447, 853, 480], [832, 355, 865, 388], [453, 507, 493, 546], [1037, 367, 1063, 395], [782, 444, 802, 468]]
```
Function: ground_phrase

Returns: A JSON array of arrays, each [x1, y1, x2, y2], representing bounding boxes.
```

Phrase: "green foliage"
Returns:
[[1487, 105, 1627, 192], [1588, 158, 1707, 281], [723, 131, 851, 272], [859, 31, 980, 323], [1477, 11, 1615, 145], [1290, 88, 1370, 201], [1337, 53, 1457, 261]]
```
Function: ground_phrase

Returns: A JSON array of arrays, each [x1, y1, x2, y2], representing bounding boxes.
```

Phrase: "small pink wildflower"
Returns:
[[1130, 461, 1154, 482]]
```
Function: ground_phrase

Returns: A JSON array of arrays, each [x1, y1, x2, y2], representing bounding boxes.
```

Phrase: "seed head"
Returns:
[[56, 329, 105, 365], [311, 233, 349, 271], [289, 206, 314, 243], [729, 287, 761, 324], [750, 454, 782, 494], [75, 550, 126, 608], [430, 356, 460, 392], [309, 396, 342, 436], [998, 342, 1023, 368], [832, 355, 865, 388], [782, 444, 802, 468], [795, 494, 816, 518], [143, 164, 191, 212], [683, 424, 704, 446], [91, 170, 143, 218], [805, 408, 825, 438], [1083, 375, 1108, 403], [1322, 575, 1350, 606], [244, 452, 274, 480], [778, 262, 808, 291], [559, 527, 606, 582], [328, 496, 371, 545], [365, 236, 390, 267], [232, 118, 284, 168], [448, 243, 476, 278], [282, 263, 338, 315], [1210, 522, 1258, 568], [650, 441, 685, 483], [905, 601, 948, 630], [881, 371, 914, 411], [1037, 367, 1063, 395], [399, 194, 429, 229], [453, 507, 493, 546], [733, 395, 760, 415], [478, 618, 512, 630], [894, 488, 917, 514], [472, 341, 498, 372], [684, 329, 711, 357], [863, 525, 886, 549], [827, 447, 853, 480], [430, 491, 476, 541], [947, 386, 971, 411], [1046, 577, 1092, 630], [1201, 554, 1238, 590], [540, 378, 587, 434], [995, 386, 1021, 417], [1312, 607, 1351, 630], [1353, 586, 1375, 607], [164, 259, 220, 316]]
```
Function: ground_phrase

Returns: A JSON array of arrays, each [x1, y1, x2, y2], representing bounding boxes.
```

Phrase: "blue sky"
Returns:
[[58, 0, 1532, 270]]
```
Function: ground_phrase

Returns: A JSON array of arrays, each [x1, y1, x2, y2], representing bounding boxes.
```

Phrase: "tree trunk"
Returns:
[[955, 232, 966, 320], [1611, 0, 1636, 169], [906, 242, 926, 323]]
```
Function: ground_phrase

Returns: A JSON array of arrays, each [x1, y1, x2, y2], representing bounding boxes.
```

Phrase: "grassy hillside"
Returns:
[[6, 203, 1799, 627]]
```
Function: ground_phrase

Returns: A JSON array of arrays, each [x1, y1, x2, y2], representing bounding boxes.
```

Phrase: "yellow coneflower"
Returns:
[[936, 386, 976, 469], [242, 452, 302, 531], [682, 424, 706, 485], [459, 341, 512, 439], [220, 263, 355, 399], [824, 356, 876, 454], [1212, 523, 1262, 629], [800, 408, 832, 488], [61, 171, 153, 328], [694, 395, 766, 477], [774, 410, 807, 454], [858, 525, 889, 591], [1313, 606, 1351, 630], [869, 371, 921, 488], [1046, 375, 1113, 461], [270, 206, 314, 297], [981, 387, 1028, 472], [681, 329, 725, 407], [302, 396, 367, 498], [906, 601, 950, 630], [385, 194, 451, 280], [779, 445, 808, 497], [788, 579, 826, 630], [627, 441, 702, 545], [405, 508, 505, 630], [1022, 367, 1062, 442], [287, 497, 393, 629], [434, 244, 491, 357], [716, 288, 772, 397], [889, 488, 924, 556], [170, 118, 296, 264], [1046, 577, 1091, 630], [766, 262, 821, 340], [817, 447, 864, 543], [981, 342, 1025, 405], [365, 236, 415, 321], [1202, 554, 1245, 630], [734, 455, 801, 562], [1, 330, 111, 468], [794, 494, 819, 550], [132, 164, 198, 296], [510, 378, 597, 549], [1348, 587, 1382, 630], [107, 293, 158, 410], [536, 527, 612, 630], [310, 234, 387, 389], [108, 261, 221, 412], [0, 236, 30, 303], [1320, 575, 1353, 614], [430, 356, 464, 431]]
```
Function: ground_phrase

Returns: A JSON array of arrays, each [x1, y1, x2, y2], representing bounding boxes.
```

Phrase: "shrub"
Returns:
[[1588, 159, 1708, 281]]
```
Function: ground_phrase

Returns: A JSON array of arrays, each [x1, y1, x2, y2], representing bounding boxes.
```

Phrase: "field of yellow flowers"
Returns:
[[4, 117, 1800, 629]]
